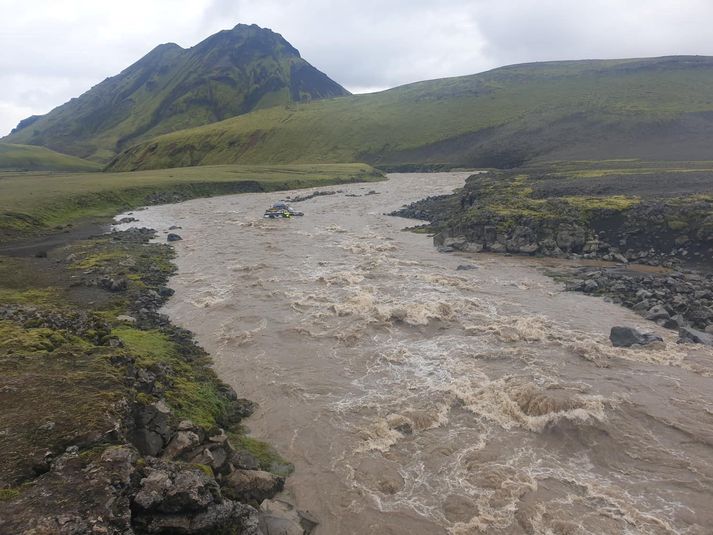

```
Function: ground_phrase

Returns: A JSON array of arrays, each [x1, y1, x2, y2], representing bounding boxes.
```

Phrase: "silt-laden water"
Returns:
[[119, 173, 713, 534]]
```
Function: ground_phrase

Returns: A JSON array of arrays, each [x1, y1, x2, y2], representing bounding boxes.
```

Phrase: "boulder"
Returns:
[[223, 469, 284, 503], [133, 463, 220, 514], [610, 326, 663, 348], [162, 430, 201, 460], [678, 326, 713, 346], [259, 498, 318, 535], [646, 305, 671, 322], [131, 400, 173, 456], [167, 233, 183, 242]]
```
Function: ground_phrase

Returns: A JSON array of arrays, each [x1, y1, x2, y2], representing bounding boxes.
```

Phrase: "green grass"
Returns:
[[0, 143, 100, 172], [0, 163, 381, 238], [105, 56, 713, 170]]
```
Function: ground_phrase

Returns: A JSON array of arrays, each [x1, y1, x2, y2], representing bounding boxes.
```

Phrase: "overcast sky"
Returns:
[[1, 0, 713, 136]]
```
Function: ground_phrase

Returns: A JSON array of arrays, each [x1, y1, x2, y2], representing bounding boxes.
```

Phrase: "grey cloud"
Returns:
[[2, 0, 713, 136]]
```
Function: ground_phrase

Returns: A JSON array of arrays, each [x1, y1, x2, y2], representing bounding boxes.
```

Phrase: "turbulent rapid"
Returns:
[[119, 173, 713, 534]]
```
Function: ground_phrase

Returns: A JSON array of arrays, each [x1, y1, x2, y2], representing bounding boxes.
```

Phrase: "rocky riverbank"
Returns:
[[392, 163, 713, 342], [0, 227, 311, 534], [561, 266, 713, 344]]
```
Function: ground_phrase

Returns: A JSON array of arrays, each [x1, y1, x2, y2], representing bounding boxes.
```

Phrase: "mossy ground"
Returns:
[[0, 228, 267, 487]]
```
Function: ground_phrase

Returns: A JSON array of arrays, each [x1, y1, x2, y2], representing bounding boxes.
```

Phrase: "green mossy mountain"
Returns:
[[106, 56, 713, 171], [3, 24, 349, 162]]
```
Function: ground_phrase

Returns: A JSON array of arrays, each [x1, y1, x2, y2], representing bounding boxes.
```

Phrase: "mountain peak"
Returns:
[[3, 24, 348, 161]]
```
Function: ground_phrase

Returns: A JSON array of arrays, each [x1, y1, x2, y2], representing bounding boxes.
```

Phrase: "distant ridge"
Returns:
[[105, 55, 713, 171], [3, 24, 349, 162], [0, 143, 101, 172]]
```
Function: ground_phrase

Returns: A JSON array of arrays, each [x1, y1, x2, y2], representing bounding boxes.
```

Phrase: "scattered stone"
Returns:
[[456, 264, 478, 271], [117, 217, 137, 224], [610, 326, 663, 347], [100, 276, 128, 292], [116, 314, 136, 324], [168, 225, 182, 230], [38, 421, 55, 431], [167, 233, 183, 242]]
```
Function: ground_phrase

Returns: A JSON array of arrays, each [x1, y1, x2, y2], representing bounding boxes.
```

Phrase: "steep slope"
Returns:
[[3, 24, 349, 162], [0, 143, 101, 172], [106, 56, 713, 171]]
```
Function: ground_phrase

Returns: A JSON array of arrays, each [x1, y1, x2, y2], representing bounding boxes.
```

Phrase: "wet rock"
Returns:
[[610, 326, 663, 347], [167, 233, 183, 242], [168, 225, 182, 230], [260, 498, 317, 535], [678, 326, 713, 346], [437, 236, 468, 252], [222, 469, 284, 503], [118, 217, 137, 224], [456, 264, 478, 271]]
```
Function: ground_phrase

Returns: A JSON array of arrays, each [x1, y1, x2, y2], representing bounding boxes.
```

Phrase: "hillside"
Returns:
[[0, 143, 101, 172], [2, 24, 349, 162], [106, 56, 713, 171]]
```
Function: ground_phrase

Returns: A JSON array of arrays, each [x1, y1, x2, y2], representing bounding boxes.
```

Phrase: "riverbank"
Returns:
[[393, 162, 713, 340], [0, 225, 309, 533], [0, 166, 385, 533], [112, 173, 713, 534]]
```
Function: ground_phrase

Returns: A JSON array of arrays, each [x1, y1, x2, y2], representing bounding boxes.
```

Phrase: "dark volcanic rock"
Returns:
[[610, 326, 663, 347], [678, 326, 713, 346], [132, 458, 261, 534], [131, 400, 173, 456], [167, 233, 183, 242]]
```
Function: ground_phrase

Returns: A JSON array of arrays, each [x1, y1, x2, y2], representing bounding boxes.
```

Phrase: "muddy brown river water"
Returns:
[[119, 173, 713, 534]]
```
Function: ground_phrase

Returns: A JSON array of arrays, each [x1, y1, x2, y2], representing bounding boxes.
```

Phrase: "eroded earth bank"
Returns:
[[121, 173, 713, 535]]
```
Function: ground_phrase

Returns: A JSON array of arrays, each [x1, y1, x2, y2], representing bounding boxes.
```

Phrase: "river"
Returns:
[[118, 173, 713, 534]]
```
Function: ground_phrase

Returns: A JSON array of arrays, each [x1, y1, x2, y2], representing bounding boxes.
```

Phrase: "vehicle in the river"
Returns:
[[263, 202, 304, 218]]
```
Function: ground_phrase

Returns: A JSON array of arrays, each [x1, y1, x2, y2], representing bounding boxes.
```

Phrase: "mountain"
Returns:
[[2, 24, 349, 162], [105, 56, 713, 171], [0, 143, 101, 172]]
